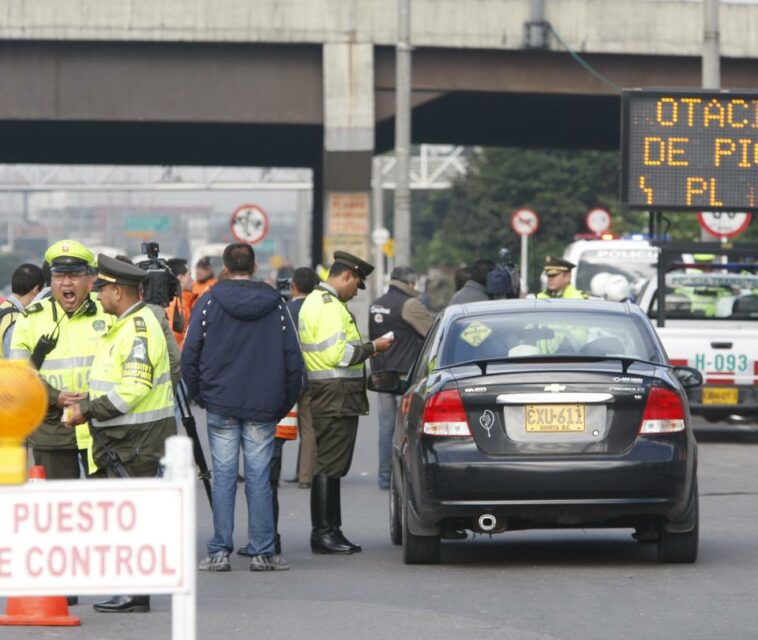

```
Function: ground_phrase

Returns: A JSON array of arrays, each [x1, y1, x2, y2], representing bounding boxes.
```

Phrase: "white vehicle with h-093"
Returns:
[[636, 242, 758, 425]]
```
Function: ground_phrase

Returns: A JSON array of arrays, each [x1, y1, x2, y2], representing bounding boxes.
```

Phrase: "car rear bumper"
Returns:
[[686, 384, 758, 419], [408, 435, 695, 530]]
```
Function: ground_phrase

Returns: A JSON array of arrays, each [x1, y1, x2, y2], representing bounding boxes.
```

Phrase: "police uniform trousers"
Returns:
[[296, 389, 316, 484], [93, 422, 175, 479], [32, 448, 82, 480], [313, 415, 359, 478]]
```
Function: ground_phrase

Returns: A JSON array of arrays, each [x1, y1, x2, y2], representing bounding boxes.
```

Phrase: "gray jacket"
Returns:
[[448, 280, 489, 306]]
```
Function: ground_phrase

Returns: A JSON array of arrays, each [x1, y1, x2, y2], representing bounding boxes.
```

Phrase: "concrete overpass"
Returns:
[[1, 0, 757, 262]]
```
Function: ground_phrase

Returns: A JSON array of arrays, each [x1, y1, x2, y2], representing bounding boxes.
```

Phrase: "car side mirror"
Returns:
[[673, 366, 703, 389], [368, 370, 407, 395]]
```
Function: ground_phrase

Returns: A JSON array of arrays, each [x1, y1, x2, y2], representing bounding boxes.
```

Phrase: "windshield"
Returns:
[[575, 247, 659, 294], [439, 309, 660, 367], [650, 271, 758, 321]]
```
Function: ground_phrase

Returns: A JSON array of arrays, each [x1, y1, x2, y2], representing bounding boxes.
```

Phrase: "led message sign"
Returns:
[[621, 90, 758, 212]]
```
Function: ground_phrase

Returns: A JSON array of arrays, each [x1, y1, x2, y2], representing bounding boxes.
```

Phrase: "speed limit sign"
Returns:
[[230, 204, 269, 244], [585, 207, 612, 235], [697, 211, 752, 239]]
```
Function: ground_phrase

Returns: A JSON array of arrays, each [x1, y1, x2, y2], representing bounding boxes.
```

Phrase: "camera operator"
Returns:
[[486, 248, 521, 300]]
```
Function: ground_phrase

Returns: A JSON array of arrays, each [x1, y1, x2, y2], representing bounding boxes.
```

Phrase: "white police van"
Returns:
[[562, 236, 659, 299]]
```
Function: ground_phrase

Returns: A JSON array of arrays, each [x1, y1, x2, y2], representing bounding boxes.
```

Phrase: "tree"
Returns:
[[411, 147, 620, 291]]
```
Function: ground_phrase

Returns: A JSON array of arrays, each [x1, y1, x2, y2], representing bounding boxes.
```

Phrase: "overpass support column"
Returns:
[[318, 42, 374, 269]]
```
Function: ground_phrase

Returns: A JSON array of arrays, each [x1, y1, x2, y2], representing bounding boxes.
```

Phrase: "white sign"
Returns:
[[371, 227, 391, 247], [0, 478, 189, 596], [697, 211, 752, 238], [510, 208, 540, 237], [230, 204, 269, 244], [585, 207, 612, 234]]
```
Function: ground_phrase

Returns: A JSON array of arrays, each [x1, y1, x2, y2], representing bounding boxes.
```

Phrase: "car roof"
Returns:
[[442, 299, 642, 323]]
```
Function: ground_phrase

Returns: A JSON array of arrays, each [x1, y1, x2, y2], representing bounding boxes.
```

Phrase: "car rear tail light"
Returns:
[[639, 387, 686, 434], [422, 389, 471, 437]]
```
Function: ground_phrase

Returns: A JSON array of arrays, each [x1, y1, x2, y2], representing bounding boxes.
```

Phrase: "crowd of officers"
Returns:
[[1, 237, 587, 612]]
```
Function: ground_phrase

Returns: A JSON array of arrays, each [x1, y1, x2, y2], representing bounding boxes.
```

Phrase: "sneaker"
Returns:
[[198, 551, 231, 572], [249, 554, 290, 572]]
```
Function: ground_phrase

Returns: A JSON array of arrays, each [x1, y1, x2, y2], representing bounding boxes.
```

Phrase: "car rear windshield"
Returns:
[[439, 309, 660, 367]]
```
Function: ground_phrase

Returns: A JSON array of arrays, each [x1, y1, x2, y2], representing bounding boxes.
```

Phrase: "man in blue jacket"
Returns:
[[182, 243, 303, 572]]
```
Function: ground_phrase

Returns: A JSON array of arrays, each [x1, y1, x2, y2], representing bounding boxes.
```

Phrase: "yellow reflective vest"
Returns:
[[536, 283, 589, 300], [9, 295, 111, 471], [299, 284, 372, 417], [87, 302, 175, 430], [536, 284, 589, 353]]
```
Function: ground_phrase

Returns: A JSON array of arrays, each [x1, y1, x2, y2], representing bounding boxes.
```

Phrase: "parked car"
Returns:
[[370, 299, 702, 565]]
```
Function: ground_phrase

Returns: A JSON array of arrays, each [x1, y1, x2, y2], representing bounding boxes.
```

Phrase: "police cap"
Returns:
[[543, 255, 576, 276], [333, 251, 374, 290], [45, 240, 96, 273], [92, 254, 147, 290]]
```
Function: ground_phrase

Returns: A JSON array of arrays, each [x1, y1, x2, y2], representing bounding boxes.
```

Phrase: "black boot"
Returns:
[[310, 474, 354, 554], [328, 476, 362, 553], [93, 595, 150, 613]]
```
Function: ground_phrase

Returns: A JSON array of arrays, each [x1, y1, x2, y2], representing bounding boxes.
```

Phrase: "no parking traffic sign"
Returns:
[[510, 208, 540, 237], [230, 204, 269, 245]]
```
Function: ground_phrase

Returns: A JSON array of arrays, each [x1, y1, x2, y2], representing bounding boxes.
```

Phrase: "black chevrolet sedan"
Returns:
[[370, 299, 702, 565]]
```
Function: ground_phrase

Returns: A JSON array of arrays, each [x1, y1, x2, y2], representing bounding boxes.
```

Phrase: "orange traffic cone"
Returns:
[[0, 465, 81, 627]]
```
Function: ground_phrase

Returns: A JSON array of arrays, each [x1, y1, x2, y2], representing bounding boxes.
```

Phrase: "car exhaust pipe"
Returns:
[[477, 514, 497, 532]]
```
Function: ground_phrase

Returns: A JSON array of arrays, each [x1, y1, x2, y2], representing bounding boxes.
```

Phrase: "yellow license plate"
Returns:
[[702, 387, 738, 405], [525, 404, 585, 433]]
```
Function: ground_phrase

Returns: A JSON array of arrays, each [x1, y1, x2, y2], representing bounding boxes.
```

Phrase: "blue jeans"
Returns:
[[377, 393, 399, 489], [206, 413, 276, 556]]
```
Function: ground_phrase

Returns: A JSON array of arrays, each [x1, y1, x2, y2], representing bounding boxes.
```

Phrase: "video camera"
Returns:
[[137, 242, 181, 308], [276, 276, 293, 301], [486, 248, 520, 299]]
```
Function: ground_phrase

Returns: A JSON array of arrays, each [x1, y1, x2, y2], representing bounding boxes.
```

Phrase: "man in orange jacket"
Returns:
[[191, 256, 217, 309], [165, 258, 194, 348]]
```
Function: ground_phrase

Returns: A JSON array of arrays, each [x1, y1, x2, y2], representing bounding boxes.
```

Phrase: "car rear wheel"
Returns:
[[657, 483, 699, 564], [389, 470, 402, 546], [401, 490, 440, 565]]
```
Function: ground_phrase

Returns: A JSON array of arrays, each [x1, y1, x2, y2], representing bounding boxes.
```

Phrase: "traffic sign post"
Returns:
[[585, 207, 612, 236], [230, 204, 269, 245], [697, 211, 752, 240], [510, 208, 540, 294]]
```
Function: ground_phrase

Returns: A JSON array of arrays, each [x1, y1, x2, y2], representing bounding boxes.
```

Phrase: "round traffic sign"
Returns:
[[697, 211, 752, 238], [585, 207, 612, 235], [510, 208, 540, 237], [230, 204, 269, 244], [371, 227, 391, 247]]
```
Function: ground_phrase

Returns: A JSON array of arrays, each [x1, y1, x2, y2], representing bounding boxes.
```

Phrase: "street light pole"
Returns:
[[702, 0, 720, 90], [393, 0, 412, 266]]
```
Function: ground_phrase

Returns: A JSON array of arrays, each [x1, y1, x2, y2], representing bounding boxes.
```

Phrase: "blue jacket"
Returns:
[[181, 279, 304, 423]]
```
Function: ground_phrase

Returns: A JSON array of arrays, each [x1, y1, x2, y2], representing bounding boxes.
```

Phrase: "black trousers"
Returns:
[[313, 416, 359, 478], [270, 437, 286, 530]]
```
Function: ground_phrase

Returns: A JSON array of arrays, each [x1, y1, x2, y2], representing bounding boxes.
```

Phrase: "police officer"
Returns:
[[10, 240, 111, 479], [66, 254, 176, 613], [299, 251, 393, 554], [537, 256, 589, 299], [369, 266, 434, 490]]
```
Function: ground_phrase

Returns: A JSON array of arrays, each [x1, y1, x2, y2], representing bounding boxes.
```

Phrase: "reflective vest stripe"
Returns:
[[40, 355, 95, 370], [300, 331, 346, 352], [8, 349, 28, 360], [92, 405, 175, 427], [338, 343, 356, 367], [308, 368, 364, 380], [106, 389, 132, 414], [89, 372, 172, 393]]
